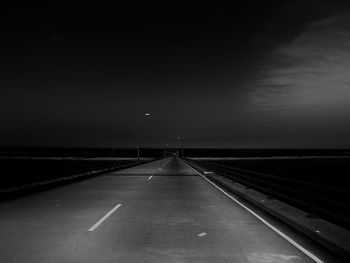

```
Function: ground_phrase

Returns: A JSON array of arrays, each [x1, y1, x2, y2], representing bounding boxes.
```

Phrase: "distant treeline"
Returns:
[[0, 147, 349, 158]]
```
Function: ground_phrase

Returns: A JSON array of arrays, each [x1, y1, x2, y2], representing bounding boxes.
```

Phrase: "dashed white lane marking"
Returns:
[[88, 203, 122, 232], [198, 232, 207, 237], [182, 161, 324, 263], [148, 175, 153, 180]]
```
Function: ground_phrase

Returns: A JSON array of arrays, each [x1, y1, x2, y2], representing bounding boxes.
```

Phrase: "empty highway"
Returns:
[[0, 157, 339, 262]]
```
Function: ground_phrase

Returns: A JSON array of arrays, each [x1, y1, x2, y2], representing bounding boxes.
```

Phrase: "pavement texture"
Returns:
[[0, 157, 341, 262]]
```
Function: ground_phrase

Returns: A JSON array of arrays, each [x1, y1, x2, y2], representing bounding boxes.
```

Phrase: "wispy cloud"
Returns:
[[249, 14, 350, 118]]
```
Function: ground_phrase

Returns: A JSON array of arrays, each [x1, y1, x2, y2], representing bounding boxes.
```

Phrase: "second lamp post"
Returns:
[[137, 113, 151, 161]]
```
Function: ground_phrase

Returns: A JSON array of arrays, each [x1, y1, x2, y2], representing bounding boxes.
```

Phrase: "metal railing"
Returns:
[[188, 159, 350, 229]]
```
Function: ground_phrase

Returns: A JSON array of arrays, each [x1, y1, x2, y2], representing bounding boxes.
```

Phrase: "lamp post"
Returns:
[[177, 136, 183, 158], [137, 113, 151, 161], [163, 143, 169, 157]]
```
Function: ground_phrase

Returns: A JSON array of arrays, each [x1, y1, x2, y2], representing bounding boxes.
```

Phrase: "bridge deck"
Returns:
[[0, 157, 336, 262]]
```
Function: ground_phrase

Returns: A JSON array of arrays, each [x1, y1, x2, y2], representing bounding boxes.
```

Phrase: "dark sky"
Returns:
[[1, 1, 350, 148]]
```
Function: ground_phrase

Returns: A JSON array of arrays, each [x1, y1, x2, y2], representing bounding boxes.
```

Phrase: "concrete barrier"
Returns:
[[184, 159, 350, 261], [0, 160, 152, 200]]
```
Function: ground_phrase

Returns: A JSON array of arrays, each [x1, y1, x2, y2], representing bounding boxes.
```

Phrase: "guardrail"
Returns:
[[187, 159, 350, 229]]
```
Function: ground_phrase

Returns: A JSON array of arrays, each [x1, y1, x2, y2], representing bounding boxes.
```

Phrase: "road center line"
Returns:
[[88, 203, 122, 232], [198, 232, 207, 237], [182, 161, 324, 263]]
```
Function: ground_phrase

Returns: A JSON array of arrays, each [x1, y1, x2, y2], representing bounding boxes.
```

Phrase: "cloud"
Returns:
[[248, 14, 350, 119]]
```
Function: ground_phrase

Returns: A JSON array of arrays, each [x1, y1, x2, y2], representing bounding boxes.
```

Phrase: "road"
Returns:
[[0, 157, 336, 262]]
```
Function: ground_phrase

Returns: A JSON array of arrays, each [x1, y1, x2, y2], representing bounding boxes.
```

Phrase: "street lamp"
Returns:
[[177, 136, 184, 158], [163, 143, 169, 157], [137, 113, 151, 161]]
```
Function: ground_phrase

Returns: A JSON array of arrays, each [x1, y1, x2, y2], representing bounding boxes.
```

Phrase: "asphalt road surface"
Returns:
[[0, 157, 338, 262]]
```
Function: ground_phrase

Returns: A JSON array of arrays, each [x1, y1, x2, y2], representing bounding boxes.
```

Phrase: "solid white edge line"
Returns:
[[182, 161, 324, 263], [88, 203, 122, 232]]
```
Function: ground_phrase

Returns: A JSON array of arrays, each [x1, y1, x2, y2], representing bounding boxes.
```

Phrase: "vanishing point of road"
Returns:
[[0, 157, 340, 262]]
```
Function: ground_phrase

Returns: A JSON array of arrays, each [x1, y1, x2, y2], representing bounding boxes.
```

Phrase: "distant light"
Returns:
[[145, 113, 151, 116], [177, 137, 181, 139]]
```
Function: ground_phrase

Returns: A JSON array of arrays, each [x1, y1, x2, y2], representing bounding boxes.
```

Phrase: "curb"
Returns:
[[184, 159, 350, 261]]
